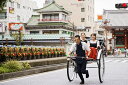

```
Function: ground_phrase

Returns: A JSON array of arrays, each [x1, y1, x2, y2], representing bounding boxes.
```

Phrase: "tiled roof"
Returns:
[[0, 34, 71, 40], [36, 1, 71, 14]]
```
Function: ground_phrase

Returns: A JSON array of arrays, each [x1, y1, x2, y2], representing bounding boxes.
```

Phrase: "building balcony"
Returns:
[[38, 19, 69, 23]]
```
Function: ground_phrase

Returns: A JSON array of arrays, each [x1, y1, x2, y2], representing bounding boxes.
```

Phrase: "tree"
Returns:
[[10, 31, 24, 46], [0, 0, 8, 11], [0, 0, 12, 11]]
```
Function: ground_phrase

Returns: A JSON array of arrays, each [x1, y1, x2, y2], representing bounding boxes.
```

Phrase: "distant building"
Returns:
[[45, 0, 95, 37], [0, 0, 37, 35]]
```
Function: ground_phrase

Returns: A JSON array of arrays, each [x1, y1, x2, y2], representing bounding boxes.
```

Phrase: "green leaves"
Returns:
[[0, 60, 31, 74], [10, 31, 24, 46], [0, 0, 7, 11]]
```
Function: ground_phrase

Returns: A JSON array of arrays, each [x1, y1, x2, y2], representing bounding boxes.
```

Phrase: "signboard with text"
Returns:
[[9, 23, 24, 30], [97, 15, 103, 20]]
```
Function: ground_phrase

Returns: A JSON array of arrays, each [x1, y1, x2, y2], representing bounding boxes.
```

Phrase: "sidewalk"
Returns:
[[107, 54, 128, 58]]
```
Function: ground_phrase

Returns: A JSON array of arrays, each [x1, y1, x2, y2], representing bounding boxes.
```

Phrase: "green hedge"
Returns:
[[0, 60, 31, 74]]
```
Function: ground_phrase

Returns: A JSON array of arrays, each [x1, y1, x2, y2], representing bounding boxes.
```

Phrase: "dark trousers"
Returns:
[[75, 58, 87, 81]]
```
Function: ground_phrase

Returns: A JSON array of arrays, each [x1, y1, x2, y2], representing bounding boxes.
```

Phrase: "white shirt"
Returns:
[[70, 42, 90, 53], [88, 40, 100, 47]]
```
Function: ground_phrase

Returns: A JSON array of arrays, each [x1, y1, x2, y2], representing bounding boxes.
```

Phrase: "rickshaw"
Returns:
[[67, 41, 105, 83]]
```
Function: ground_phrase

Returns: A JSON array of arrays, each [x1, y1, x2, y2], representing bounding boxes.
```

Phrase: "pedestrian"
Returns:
[[118, 48, 121, 55], [124, 48, 127, 57], [69, 35, 91, 84], [115, 48, 118, 56], [126, 49, 128, 57]]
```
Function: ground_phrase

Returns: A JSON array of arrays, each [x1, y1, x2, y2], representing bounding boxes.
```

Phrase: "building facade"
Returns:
[[103, 10, 128, 51], [45, 0, 95, 37], [0, 0, 37, 35]]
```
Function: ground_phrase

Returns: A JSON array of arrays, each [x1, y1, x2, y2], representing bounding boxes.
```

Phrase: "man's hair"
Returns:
[[75, 35, 80, 39]]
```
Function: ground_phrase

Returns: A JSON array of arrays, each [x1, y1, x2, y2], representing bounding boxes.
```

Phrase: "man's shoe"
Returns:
[[86, 70, 89, 78], [80, 81, 84, 84]]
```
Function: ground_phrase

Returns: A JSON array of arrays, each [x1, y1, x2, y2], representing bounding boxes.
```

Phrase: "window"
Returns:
[[11, 2, 14, 7], [81, 18, 85, 22], [88, 29, 90, 32], [0, 12, 7, 19], [17, 15, 20, 21], [30, 31, 39, 34], [17, 3, 20, 8], [81, 8, 85, 12], [78, 0, 84, 1], [43, 30, 59, 34], [43, 14, 59, 21], [62, 14, 66, 20]]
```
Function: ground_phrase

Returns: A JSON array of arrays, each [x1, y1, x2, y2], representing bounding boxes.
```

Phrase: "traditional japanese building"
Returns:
[[26, 1, 74, 35], [103, 10, 128, 49], [0, 1, 74, 46]]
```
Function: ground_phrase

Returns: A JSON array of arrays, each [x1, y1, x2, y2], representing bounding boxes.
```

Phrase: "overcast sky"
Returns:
[[32, 0, 128, 19]]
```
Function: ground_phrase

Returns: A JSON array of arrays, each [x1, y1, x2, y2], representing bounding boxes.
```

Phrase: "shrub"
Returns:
[[2, 60, 23, 72], [22, 62, 31, 69], [0, 60, 31, 74], [0, 67, 10, 74]]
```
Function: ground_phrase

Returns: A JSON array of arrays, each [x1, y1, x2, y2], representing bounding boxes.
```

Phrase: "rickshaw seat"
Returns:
[[87, 47, 97, 60]]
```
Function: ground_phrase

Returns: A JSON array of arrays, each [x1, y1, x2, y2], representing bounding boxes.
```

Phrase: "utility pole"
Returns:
[[102, 19, 110, 56]]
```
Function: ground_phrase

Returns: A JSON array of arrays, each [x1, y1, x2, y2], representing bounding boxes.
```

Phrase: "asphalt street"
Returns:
[[0, 57, 128, 85]]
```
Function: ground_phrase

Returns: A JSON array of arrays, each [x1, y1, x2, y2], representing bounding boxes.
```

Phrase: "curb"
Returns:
[[0, 63, 67, 81], [20, 57, 67, 67]]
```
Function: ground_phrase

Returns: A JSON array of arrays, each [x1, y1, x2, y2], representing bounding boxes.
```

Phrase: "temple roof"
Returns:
[[35, 1, 71, 14], [0, 34, 71, 40], [104, 10, 128, 27]]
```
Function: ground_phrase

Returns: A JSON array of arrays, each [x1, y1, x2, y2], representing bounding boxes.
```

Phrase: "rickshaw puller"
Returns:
[[69, 35, 91, 84]]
